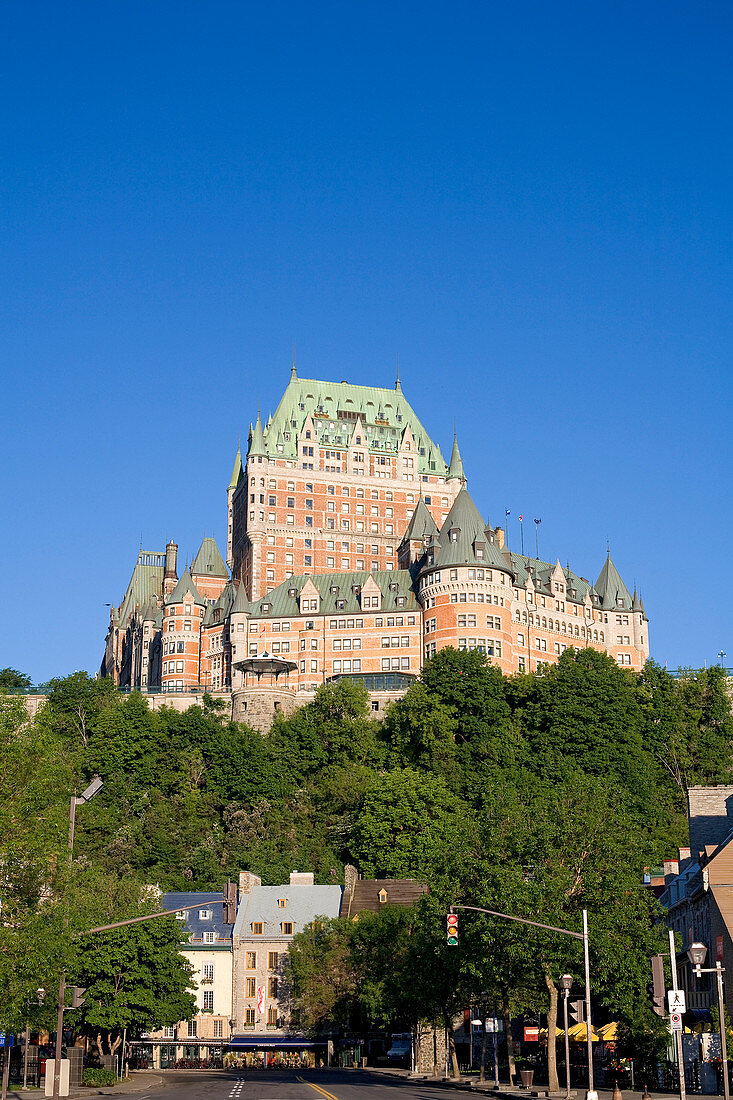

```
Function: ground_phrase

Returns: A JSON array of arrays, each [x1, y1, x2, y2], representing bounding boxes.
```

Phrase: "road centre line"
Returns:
[[296, 1076, 339, 1100]]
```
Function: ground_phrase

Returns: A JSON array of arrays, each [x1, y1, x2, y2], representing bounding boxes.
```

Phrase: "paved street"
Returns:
[[109, 1069, 684, 1100]]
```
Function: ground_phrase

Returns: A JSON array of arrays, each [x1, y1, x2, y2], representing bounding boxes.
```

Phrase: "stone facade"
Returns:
[[102, 369, 650, 717]]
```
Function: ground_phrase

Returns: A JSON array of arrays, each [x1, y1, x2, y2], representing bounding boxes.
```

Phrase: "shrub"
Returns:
[[82, 1067, 118, 1087]]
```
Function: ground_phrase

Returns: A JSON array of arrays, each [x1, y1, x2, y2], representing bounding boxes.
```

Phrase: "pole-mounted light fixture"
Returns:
[[559, 974, 573, 991], [688, 942, 708, 972]]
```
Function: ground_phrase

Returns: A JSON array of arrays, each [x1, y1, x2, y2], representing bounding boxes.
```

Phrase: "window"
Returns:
[[246, 952, 257, 969], [213, 1019, 223, 1038], [267, 1006, 278, 1026], [202, 990, 214, 1012], [281, 922, 293, 935], [203, 931, 215, 944], [268, 977, 278, 998], [252, 922, 263, 935], [244, 1008, 255, 1027], [246, 978, 256, 997], [202, 963, 215, 982], [277, 898, 287, 908], [187, 1020, 197, 1038], [268, 951, 279, 969], [199, 909, 212, 920]]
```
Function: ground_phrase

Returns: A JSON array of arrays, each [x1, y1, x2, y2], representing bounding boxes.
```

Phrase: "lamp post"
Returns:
[[52, 777, 103, 1100], [719, 652, 727, 668], [559, 974, 573, 1100], [688, 941, 729, 1100]]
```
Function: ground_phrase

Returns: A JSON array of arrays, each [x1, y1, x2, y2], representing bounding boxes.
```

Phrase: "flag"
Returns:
[[519, 514, 523, 521]]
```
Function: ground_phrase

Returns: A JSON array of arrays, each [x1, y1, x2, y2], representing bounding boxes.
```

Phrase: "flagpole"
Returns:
[[534, 518, 541, 560], [505, 510, 511, 550], [519, 515, 524, 555]]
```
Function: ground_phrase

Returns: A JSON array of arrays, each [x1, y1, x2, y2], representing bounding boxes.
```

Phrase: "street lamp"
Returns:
[[719, 652, 727, 669], [688, 942, 729, 1100], [52, 777, 103, 1100], [559, 975, 573, 1100]]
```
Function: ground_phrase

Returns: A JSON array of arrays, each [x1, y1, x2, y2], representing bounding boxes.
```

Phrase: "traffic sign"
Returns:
[[0, 1034, 14, 1048], [668, 989, 686, 1013], [670, 1011, 683, 1032]]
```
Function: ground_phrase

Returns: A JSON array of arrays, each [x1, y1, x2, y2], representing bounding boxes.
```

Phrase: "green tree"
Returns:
[[0, 668, 32, 691]]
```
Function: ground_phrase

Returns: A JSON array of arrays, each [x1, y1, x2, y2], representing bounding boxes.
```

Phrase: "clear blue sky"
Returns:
[[2, 1, 731, 682]]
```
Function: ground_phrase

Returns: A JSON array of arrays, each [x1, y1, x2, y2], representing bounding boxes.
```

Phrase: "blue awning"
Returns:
[[229, 1035, 328, 1050]]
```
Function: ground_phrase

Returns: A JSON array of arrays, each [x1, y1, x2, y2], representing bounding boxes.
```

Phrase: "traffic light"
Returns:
[[70, 986, 86, 1009], [447, 912, 458, 946], [223, 881, 237, 924], [568, 999, 585, 1026], [649, 954, 666, 1017]]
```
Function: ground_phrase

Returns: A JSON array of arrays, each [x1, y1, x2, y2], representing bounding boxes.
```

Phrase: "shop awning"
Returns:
[[229, 1035, 328, 1050]]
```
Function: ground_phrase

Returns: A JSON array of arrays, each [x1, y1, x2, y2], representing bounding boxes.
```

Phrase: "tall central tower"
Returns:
[[228, 370, 464, 600]]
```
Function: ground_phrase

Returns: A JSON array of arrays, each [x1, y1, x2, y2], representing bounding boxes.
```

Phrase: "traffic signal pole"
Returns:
[[451, 905, 597, 1100]]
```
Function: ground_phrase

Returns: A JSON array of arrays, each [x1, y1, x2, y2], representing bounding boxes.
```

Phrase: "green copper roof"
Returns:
[[401, 497, 440, 544], [595, 553, 632, 610], [231, 580, 251, 615], [116, 550, 166, 625], [510, 553, 597, 605], [430, 488, 511, 572], [228, 447, 243, 489], [447, 433, 466, 483], [166, 567, 206, 606], [248, 569, 418, 619], [248, 412, 267, 457], [191, 537, 228, 578], [255, 374, 448, 475]]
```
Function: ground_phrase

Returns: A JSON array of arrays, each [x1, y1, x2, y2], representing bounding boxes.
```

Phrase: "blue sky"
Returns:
[[2, 1, 731, 681]]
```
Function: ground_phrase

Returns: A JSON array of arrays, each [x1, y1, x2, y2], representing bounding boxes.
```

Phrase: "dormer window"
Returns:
[[450, 530, 459, 542], [378, 889, 387, 904], [199, 909, 212, 920], [288, 587, 298, 597], [277, 899, 287, 908], [176, 910, 186, 920], [262, 602, 271, 612], [330, 585, 339, 595]]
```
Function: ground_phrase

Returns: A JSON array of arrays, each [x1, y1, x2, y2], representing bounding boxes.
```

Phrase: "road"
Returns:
[[139, 1069, 465, 1100]]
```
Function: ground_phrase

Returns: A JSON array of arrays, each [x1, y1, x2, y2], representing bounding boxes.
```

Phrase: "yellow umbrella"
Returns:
[[598, 1022, 619, 1041], [539, 1027, 564, 1038], [568, 1022, 600, 1041]]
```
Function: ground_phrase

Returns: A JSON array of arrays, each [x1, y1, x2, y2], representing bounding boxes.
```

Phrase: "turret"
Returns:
[[446, 431, 466, 484]]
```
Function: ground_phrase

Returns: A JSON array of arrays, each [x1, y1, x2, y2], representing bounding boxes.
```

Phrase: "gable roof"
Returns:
[[115, 550, 166, 626], [162, 891, 234, 941], [233, 882, 342, 941], [228, 446, 243, 490], [340, 878, 428, 919], [191, 537, 229, 578], [258, 374, 448, 475]]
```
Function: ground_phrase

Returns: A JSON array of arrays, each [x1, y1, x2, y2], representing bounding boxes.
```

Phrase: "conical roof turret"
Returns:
[[447, 431, 466, 483], [248, 411, 267, 457], [228, 445, 243, 490], [595, 553, 632, 610]]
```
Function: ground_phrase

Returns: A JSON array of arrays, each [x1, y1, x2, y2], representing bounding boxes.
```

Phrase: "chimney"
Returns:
[[164, 541, 178, 595], [663, 859, 680, 883], [238, 871, 262, 894], [494, 526, 505, 549], [289, 871, 315, 886], [344, 864, 359, 899]]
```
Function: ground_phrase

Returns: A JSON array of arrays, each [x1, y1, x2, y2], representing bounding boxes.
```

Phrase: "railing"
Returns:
[[668, 667, 733, 678]]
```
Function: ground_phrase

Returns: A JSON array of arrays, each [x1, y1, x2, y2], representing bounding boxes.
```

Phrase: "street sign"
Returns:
[[670, 1011, 683, 1032], [524, 1027, 540, 1042], [0, 1034, 14, 1047], [668, 990, 686, 1013]]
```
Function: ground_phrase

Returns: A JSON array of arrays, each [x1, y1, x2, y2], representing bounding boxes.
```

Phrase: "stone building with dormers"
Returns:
[[102, 369, 649, 723]]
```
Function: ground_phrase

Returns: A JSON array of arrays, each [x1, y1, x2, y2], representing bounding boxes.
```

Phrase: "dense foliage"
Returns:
[[2, 651, 732, 1076]]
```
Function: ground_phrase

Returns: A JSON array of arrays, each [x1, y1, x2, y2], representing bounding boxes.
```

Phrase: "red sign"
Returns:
[[717, 935, 725, 962], [524, 1027, 540, 1042]]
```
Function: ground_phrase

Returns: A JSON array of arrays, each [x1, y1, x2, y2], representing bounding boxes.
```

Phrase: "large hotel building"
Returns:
[[102, 368, 649, 726]]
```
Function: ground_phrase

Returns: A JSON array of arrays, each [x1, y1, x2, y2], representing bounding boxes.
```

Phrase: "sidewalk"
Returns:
[[363, 1065, 691, 1100], [6, 1071, 166, 1100]]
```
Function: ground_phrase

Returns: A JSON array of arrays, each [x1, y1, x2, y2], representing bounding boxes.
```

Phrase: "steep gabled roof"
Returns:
[[595, 553, 632, 610], [166, 567, 206, 606], [248, 412, 267, 457], [231, 581, 250, 615], [259, 374, 448, 475], [116, 550, 166, 626], [191, 537, 228, 578]]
